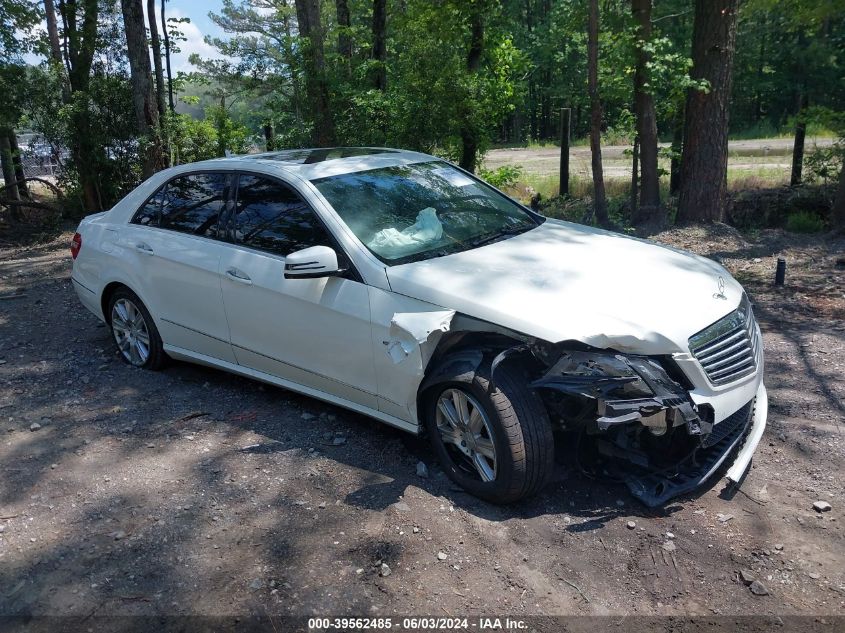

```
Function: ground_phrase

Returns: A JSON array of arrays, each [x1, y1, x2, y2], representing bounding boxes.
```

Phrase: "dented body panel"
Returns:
[[386, 219, 743, 355]]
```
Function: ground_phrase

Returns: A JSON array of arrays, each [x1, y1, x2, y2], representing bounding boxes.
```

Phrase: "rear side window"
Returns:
[[233, 174, 332, 256], [158, 173, 230, 237]]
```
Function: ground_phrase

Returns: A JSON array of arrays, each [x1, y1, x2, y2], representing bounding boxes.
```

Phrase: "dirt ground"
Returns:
[[0, 225, 843, 620]]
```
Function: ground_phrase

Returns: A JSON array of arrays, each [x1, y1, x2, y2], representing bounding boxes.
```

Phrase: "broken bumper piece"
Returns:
[[529, 349, 768, 507], [624, 382, 766, 507], [624, 398, 755, 506]]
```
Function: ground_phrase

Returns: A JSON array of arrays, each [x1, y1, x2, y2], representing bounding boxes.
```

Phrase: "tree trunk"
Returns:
[[335, 0, 352, 59], [44, 0, 63, 64], [56, 0, 102, 213], [458, 4, 484, 173], [65, 0, 99, 93], [147, 0, 167, 119], [670, 107, 683, 195], [790, 92, 808, 186], [631, 0, 661, 226], [832, 159, 845, 230], [295, 0, 336, 146], [0, 132, 20, 203], [754, 12, 767, 121], [263, 123, 276, 151], [9, 132, 29, 198], [281, 1, 304, 123], [631, 135, 639, 217], [148, 0, 169, 167], [121, 0, 161, 178], [371, 0, 387, 90], [559, 107, 570, 196], [161, 0, 175, 111], [587, 0, 610, 228], [677, 0, 738, 224]]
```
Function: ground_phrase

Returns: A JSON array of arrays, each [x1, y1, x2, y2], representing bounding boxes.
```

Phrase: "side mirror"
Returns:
[[284, 245, 345, 279]]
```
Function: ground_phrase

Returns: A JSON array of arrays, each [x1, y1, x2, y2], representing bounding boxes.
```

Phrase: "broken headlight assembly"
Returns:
[[529, 350, 710, 438]]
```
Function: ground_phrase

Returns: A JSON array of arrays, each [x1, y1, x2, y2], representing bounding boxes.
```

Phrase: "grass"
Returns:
[[727, 168, 790, 190], [728, 120, 838, 141], [506, 164, 791, 205], [785, 210, 826, 233]]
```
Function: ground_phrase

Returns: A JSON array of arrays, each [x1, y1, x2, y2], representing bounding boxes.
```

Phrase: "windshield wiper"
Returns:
[[466, 224, 534, 249]]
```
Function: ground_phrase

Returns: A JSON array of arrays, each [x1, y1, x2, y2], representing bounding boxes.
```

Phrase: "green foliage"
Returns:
[[205, 105, 252, 157], [478, 164, 524, 189], [732, 0, 845, 135], [165, 112, 219, 164], [805, 142, 844, 184], [23, 61, 141, 215], [602, 108, 636, 146], [0, 0, 39, 60], [165, 107, 252, 164], [785, 210, 825, 233], [0, 0, 39, 131], [4, 0, 842, 228], [801, 107, 845, 184]]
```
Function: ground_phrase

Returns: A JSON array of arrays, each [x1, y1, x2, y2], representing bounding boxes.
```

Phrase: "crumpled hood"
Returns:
[[386, 219, 744, 355]]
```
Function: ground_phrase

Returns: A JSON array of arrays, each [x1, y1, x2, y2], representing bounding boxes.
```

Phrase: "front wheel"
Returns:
[[423, 357, 554, 503]]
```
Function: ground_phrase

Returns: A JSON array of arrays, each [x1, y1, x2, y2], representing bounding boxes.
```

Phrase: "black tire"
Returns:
[[107, 287, 167, 370], [423, 356, 554, 503]]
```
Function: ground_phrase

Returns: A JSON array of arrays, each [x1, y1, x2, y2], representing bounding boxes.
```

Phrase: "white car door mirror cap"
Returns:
[[284, 245, 344, 279]]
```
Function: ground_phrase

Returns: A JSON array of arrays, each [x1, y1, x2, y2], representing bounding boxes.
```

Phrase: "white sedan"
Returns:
[[71, 147, 767, 505]]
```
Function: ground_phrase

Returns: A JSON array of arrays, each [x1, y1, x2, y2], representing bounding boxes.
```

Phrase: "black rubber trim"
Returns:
[[624, 400, 755, 507]]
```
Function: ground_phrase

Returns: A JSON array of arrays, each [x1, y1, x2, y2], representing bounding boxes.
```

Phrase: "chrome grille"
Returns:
[[689, 295, 759, 386]]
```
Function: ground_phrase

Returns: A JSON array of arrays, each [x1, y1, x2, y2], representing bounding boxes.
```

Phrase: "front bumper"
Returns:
[[497, 341, 768, 507], [625, 381, 767, 506], [725, 381, 767, 484]]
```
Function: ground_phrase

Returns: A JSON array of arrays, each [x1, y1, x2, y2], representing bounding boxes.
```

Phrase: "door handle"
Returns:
[[225, 268, 253, 285], [134, 242, 154, 255]]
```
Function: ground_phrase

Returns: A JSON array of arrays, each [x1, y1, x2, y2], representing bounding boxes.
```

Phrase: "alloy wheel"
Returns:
[[111, 298, 151, 366], [435, 388, 497, 482]]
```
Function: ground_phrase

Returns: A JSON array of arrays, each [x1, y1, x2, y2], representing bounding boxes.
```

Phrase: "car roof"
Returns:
[[181, 147, 437, 181]]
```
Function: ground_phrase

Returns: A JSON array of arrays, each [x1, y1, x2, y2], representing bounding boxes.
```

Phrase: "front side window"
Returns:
[[311, 161, 540, 265], [233, 174, 332, 256], [158, 173, 229, 237]]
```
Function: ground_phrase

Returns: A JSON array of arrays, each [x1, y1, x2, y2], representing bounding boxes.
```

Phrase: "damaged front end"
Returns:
[[500, 346, 755, 507]]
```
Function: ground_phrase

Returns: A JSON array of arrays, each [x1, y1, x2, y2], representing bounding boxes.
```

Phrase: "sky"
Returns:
[[159, 0, 228, 73], [23, 0, 231, 74]]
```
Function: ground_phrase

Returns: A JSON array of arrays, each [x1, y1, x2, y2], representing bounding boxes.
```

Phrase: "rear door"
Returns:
[[218, 172, 378, 408], [121, 171, 237, 363]]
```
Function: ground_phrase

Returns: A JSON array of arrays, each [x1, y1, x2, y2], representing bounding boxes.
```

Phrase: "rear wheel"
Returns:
[[424, 357, 554, 503], [107, 288, 166, 370]]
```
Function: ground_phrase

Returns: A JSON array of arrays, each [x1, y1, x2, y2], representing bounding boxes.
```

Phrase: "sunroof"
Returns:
[[246, 147, 399, 164]]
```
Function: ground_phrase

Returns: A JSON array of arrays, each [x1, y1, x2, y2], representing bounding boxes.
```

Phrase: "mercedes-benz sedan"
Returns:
[[71, 147, 767, 505]]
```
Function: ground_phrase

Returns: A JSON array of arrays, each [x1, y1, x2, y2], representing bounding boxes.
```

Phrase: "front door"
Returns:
[[219, 173, 378, 409]]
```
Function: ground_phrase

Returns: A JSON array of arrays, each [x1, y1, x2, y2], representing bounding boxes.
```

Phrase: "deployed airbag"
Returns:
[[367, 207, 443, 257]]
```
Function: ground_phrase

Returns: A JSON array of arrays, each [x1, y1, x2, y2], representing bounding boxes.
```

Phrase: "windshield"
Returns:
[[311, 161, 540, 265]]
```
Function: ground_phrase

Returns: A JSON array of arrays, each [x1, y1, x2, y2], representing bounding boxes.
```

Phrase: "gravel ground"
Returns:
[[0, 225, 843, 619]]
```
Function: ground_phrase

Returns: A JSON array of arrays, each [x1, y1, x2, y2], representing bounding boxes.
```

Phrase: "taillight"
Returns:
[[70, 232, 82, 259]]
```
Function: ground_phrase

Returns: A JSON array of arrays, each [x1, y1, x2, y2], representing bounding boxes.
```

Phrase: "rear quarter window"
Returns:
[[132, 186, 166, 226]]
